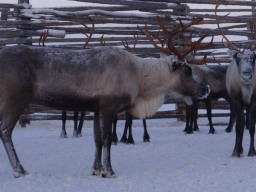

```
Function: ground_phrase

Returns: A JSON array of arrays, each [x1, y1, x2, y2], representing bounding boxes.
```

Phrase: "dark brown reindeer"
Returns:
[[215, 2, 256, 157], [184, 65, 236, 134]]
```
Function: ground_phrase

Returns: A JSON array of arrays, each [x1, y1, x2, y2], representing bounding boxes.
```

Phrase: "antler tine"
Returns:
[[122, 34, 139, 53], [100, 34, 106, 46], [39, 29, 49, 47], [137, 24, 172, 55], [189, 54, 208, 65], [157, 17, 184, 59], [181, 34, 213, 59], [81, 17, 95, 49], [158, 16, 207, 62], [153, 30, 167, 48], [215, 0, 242, 53]]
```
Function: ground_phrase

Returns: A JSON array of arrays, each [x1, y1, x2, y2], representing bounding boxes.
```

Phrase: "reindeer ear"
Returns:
[[227, 49, 237, 59], [171, 61, 182, 71]]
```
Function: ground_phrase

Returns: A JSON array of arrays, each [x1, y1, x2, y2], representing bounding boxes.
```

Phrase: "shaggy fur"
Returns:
[[0, 45, 209, 178]]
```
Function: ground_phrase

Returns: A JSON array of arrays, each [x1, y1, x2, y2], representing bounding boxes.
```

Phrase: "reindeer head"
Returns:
[[138, 17, 212, 102], [166, 55, 210, 102], [228, 49, 256, 84]]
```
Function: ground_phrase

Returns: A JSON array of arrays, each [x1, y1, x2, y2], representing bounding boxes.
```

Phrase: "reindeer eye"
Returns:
[[172, 62, 180, 71], [183, 65, 192, 76], [235, 58, 240, 64]]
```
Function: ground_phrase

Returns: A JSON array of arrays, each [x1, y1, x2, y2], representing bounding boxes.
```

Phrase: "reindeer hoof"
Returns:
[[225, 127, 232, 133], [60, 132, 68, 138], [143, 138, 150, 142], [193, 127, 199, 132], [13, 169, 28, 178], [248, 148, 256, 157], [209, 129, 216, 134], [126, 138, 135, 144], [120, 137, 127, 143], [185, 129, 193, 134], [102, 170, 115, 178], [91, 169, 102, 176]]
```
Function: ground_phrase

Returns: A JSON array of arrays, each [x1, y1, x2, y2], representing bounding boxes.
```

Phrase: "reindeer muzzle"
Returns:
[[241, 70, 253, 83], [194, 83, 210, 100]]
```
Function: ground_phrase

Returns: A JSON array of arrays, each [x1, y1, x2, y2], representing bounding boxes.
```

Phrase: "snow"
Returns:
[[1, 117, 256, 192]]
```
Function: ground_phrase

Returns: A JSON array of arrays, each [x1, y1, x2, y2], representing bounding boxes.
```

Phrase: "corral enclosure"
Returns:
[[1, 0, 256, 124]]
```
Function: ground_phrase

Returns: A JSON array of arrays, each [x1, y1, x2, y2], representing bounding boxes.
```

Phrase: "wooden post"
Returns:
[[248, 0, 256, 40], [0, 8, 8, 21], [17, 0, 32, 45], [18, 0, 30, 4]]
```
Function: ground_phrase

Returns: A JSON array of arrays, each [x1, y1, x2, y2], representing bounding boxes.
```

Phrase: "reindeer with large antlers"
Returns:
[[0, 12, 211, 178], [215, 1, 256, 156], [138, 16, 236, 134]]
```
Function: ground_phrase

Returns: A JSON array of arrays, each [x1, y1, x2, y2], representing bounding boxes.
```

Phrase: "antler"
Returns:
[[100, 34, 106, 46], [215, 0, 243, 53], [138, 16, 213, 64], [137, 24, 171, 56], [122, 35, 139, 53], [39, 29, 49, 46], [80, 17, 95, 49]]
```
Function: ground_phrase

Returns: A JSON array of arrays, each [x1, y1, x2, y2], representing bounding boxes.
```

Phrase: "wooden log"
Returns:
[[136, 0, 256, 6], [0, 3, 31, 9], [72, 0, 187, 10]]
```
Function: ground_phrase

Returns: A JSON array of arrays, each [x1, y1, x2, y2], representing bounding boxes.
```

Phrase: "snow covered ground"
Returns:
[[1, 116, 256, 192]]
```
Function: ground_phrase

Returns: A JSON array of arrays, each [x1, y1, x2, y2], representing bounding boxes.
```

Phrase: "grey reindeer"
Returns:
[[226, 49, 256, 157], [0, 44, 209, 178]]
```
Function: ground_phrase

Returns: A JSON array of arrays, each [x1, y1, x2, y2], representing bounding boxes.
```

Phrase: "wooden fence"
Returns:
[[1, 0, 255, 126]]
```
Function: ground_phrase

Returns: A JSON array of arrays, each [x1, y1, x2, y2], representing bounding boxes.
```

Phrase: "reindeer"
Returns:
[[0, 16, 212, 178], [183, 65, 236, 134], [215, 1, 256, 157], [226, 49, 256, 157], [60, 111, 86, 138], [138, 17, 219, 134], [0, 44, 210, 178]]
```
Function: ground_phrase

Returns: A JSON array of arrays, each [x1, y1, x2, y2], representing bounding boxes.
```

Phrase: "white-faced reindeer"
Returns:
[[215, 1, 256, 156], [226, 49, 256, 157]]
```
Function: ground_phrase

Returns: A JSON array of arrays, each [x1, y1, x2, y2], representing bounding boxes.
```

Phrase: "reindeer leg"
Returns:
[[72, 112, 79, 138], [92, 111, 103, 176], [232, 101, 244, 157], [192, 101, 199, 132], [245, 108, 249, 130], [60, 111, 68, 138], [77, 112, 85, 137], [184, 105, 193, 134], [205, 98, 215, 134], [143, 119, 150, 142], [248, 104, 256, 156], [126, 112, 135, 144], [0, 108, 28, 178], [101, 113, 115, 177], [225, 100, 236, 133], [120, 114, 129, 143], [111, 114, 118, 144]]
